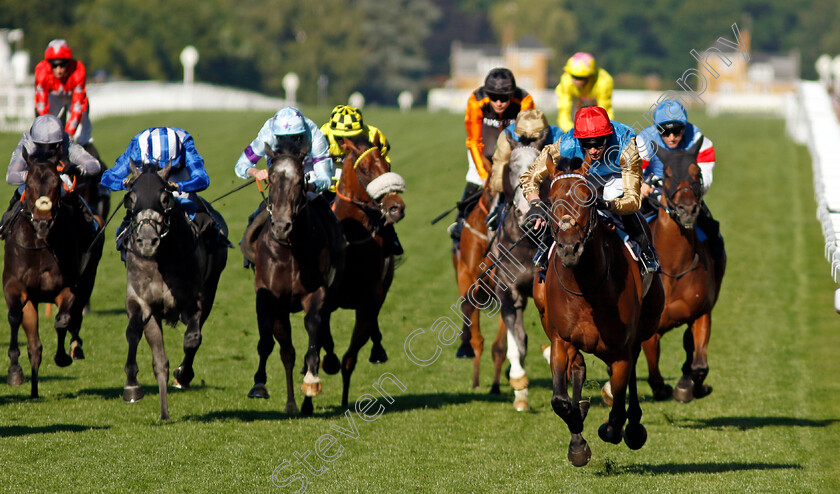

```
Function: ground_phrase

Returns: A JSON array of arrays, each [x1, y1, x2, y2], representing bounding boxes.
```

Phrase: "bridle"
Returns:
[[335, 145, 395, 222]]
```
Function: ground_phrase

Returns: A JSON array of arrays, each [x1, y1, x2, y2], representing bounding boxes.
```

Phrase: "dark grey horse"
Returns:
[[120, 162, 228, 420]]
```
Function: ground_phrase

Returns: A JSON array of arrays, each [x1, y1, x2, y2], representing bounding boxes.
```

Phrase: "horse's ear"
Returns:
[[343, 137, 360, 156], [264, 142, 277, 161], [505, 130, 517, 150], [372, 132, 381, 147], [129, 159, 139, 178], [554, 156, 583, 174], [688, 135, 704, 158], [157, 162, 172, 181], [533, 129, 549, 150], [21, 145, 29, 163]]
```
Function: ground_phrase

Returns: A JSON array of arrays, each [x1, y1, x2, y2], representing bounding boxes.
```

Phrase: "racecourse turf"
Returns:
[[0, 108, 838, 493]]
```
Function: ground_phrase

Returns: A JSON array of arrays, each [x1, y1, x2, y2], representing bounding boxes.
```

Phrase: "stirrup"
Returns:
[[640, 251, 660, 275]]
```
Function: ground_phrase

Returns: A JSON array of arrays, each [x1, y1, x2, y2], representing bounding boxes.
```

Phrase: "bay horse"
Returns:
[[533, 156, 664, 467], [120, 162, 228, 419], [452, 178, 507, 392], [3, 147, 103, 398], [643, 138, 726, 402], [327, 135, 405, 407], [245, 145, 345, 417]]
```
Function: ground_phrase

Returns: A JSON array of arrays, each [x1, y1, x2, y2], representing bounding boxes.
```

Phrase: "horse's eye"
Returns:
[[160, 191, 175, 211]]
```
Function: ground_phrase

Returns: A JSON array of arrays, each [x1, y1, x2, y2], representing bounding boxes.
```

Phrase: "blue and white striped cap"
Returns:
[[138, 127, 184, 166]]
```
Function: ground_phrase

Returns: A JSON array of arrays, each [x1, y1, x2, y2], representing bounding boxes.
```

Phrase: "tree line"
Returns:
[[2, 0, 837, 105]]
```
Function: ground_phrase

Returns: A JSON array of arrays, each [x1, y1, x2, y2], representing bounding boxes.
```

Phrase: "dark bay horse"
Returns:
[[3, 148, 103, 398], [534, 156, 664, 467], [643, 138, 726, 402], [245, 146, 345, 416], [121, 162, 228, 419], [327, 136, 406, 407]]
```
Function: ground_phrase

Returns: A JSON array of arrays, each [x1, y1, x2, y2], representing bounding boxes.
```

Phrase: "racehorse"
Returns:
[[452, 180, 507, 392], [326, 135, 406, 407], [2, 147, 103, 398], [120, 162, 228, 420], [245, 145, 345, 417], [642, 138, 726, 402], [533, 156, 664, 467]]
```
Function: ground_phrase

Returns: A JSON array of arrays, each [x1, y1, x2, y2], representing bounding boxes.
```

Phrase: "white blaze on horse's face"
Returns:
[[35, 197, 53, 212]]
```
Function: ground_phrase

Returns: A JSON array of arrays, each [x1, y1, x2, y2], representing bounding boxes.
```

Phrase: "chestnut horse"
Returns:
[[325, 136, 405, 407], [3, 148, 103, 398], [245, 146, 345, 417], [120, 162, 228, 419], [643, 138, 726, 402], [534, 156, 664, 467]]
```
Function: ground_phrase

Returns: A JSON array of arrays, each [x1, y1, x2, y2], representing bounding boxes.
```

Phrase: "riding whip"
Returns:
[[209, 178, 256, 204], [430, 188, 484, 225]]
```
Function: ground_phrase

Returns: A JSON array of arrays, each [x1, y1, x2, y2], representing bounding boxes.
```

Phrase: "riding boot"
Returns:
[[448, 182, 481, 242], [530, 225, 553, 282], [697, 200, 724, 260], [485, 193, 505, 232], [0, 190, 23, 238], [624, 212, 660, 275], [380, 223, 404, 257]]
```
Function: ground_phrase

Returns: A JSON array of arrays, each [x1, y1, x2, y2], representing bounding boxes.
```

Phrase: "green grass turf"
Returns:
[[0, 108, 838, 493]]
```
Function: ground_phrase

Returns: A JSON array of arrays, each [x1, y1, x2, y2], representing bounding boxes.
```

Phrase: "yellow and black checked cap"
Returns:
[[328, 105, 364, 137]]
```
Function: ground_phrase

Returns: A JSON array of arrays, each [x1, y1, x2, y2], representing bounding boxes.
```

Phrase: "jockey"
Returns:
[[319, 105, 402, 257], [102, 127, 223, 253], [0, 114, 101, 237], [637, 98, 723, 258], [35, 40, 96, 151], [235, 106, 333, 192], [520, 106, 659, 275], [555, 52, 614, 132], [450, 67, 535, 244]]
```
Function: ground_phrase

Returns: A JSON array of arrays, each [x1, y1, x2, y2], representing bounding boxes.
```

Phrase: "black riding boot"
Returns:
[[696, 200, 724, 260], [624, 212, 660, 275], [380, 223, 403, 257], [449, 182, 481, 242], [485, 193, 505, 231]]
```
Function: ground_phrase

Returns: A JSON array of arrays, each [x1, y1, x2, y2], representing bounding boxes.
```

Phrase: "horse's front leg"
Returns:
[[549, 338, 590, 467], [502, 289, 530, 411], [341, 302, 376, 408], [52, 287, 75, 368], [123, 297, 148, 403], [599, 356, 630, 445], [300, 289, 327, 417], [21, 301, 41, 398], [248, 288, 277, 401], [173, 301, 202, 388], [676, 313, 712, 402], [142, 315, 170, 420], [5, 282, 26, 387], [642, 333, 672, 400], [623, 343, 648, 450], [275, 305, 297, 416]]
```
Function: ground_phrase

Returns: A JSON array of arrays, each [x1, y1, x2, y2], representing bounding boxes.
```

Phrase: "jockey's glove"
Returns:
[[167, 181, 179, 191], [305, 171, 330, 193], [521, 199, 548, 229], [595, 197, 615, 212]]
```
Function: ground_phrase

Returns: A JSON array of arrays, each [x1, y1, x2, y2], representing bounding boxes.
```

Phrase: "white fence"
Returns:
[[0, 81, 288, 132], [785, 81, 840, 302]]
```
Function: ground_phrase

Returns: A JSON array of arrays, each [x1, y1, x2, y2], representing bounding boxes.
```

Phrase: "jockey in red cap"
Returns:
[[34, 40, 93, 148]]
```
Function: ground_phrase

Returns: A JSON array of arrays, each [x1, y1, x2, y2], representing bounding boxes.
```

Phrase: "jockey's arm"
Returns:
[[611, 137, 643, 215], [176, 134, 209, 193], [521, 142, 557, 203], [489, 131, 513, 194], [465, 95, 488, 177], [67, 142, 100, 177], [65, 65, 89, 137], [235, 119, 274, 180], [7, 136, 30, 186], [306, 126, 334, 193], [696, 135, 715, 193], [34, 62, 50, 116]]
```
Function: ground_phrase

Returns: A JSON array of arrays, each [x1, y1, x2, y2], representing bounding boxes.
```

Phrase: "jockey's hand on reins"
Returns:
[[521, 199, 548, 230], [595, 196, 615, 212]]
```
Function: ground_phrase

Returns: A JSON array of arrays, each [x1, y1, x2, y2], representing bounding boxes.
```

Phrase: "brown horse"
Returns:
[[452, 181, 507, 392], [643, 138, 726, 402], [534, 156, 664, 467], [325, 135, 405, 407], [2, 148, 103, 398], [245, 146, 345, 417]]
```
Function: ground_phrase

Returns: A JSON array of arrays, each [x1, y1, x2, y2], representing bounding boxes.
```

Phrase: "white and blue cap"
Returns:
[[139, 127, 184, 166], [271, 107, 307, 135]]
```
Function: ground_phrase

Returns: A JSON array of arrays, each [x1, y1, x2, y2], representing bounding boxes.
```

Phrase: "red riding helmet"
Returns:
[[45, 39, 73, 61], [573, 107, 612, 138]]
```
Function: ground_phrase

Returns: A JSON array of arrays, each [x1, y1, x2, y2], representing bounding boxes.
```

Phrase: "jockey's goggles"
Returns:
[[571, 75, 589, 82], [486, 92, 510, 103], [659, 123, 685, 137], [578, 136, 608, 150], [49, 59, 69, 68]]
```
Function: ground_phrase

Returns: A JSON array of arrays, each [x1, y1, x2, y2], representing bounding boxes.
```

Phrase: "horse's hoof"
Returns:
[[513, 399, 530, 412], [70, 341, 85, 360], [673, 385, 694, 403], [651, 383, 673, 401], [7, 366, 24, 386], [623, 423, 648, 450], [301, 381, 322, 397], [693, 383, 713, 399], [54, 352, 73, 368], [455, 343, 475, 359], [248, 383, 269, 399], [322, 353, 341, 375], [509, 375, 529, 390], [286, 402, 299, 415], [369, 343, 388, 364], [489, 383, 500, 395], [173, 366, 194, 389], [598, 423, 622, 444], [123, 385, 145, 403], [300, 397, 313, 417], [601, 382, 614, 406], [568, 441, 592, 467]]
